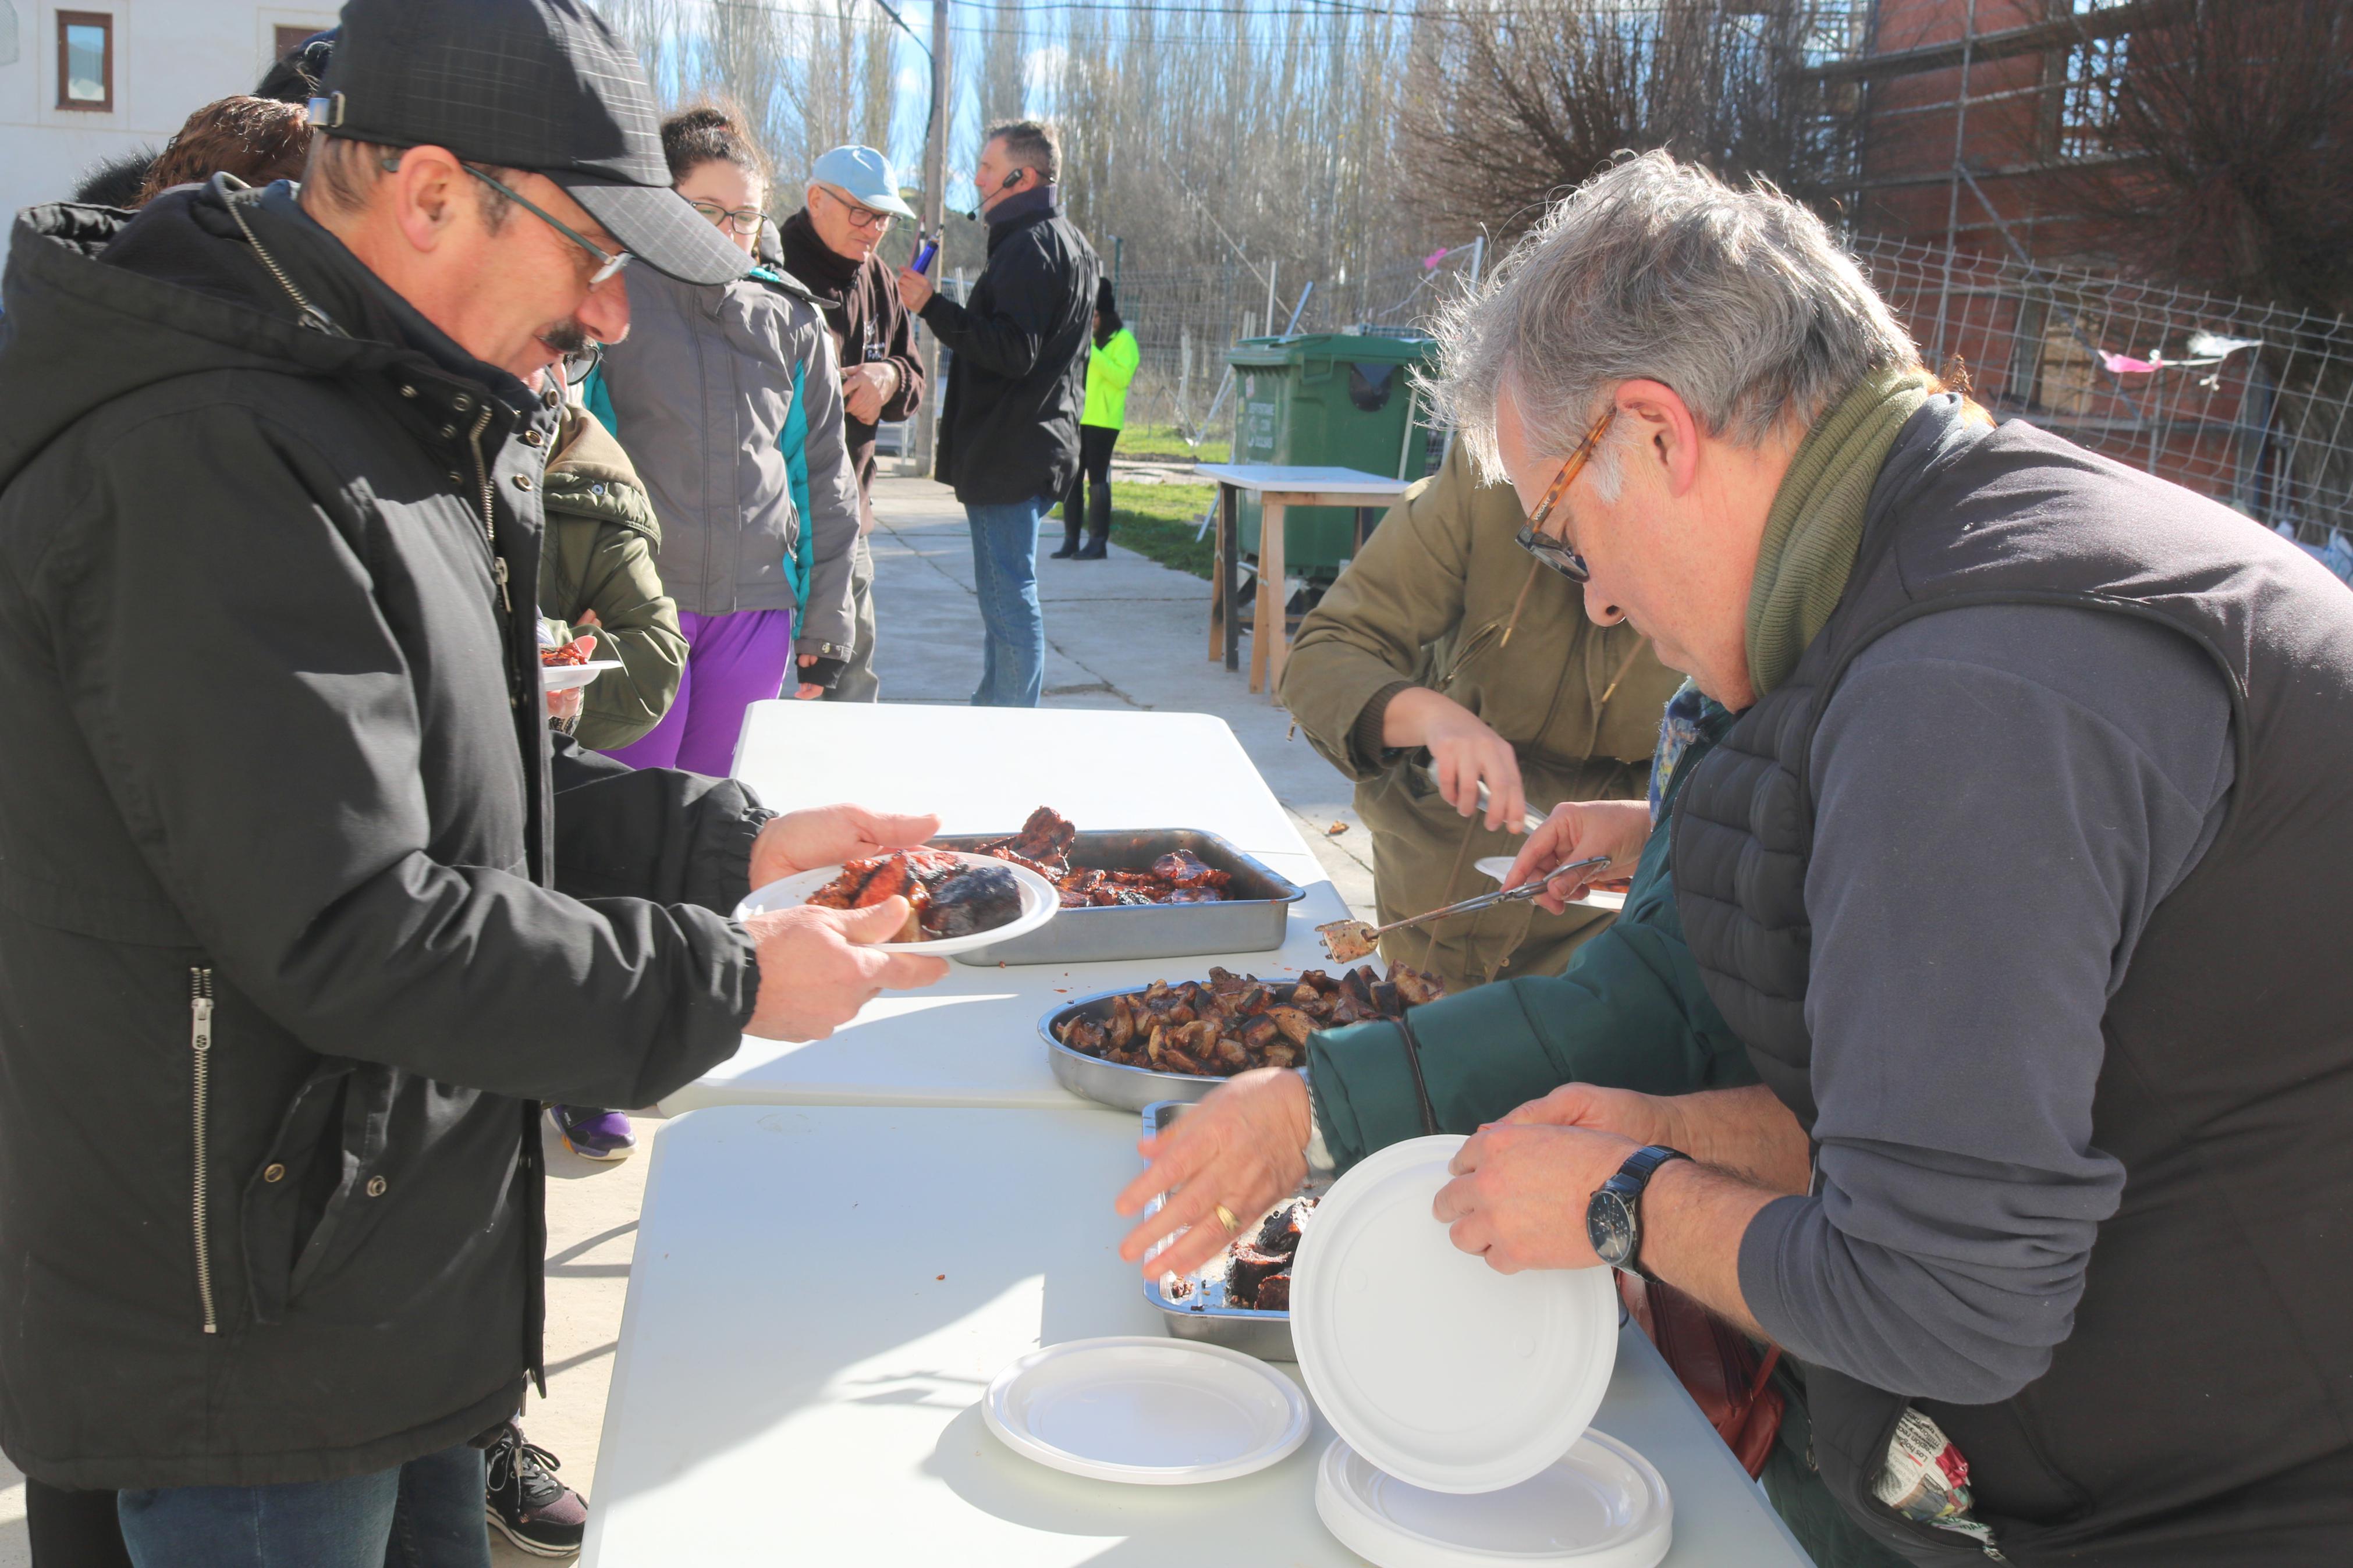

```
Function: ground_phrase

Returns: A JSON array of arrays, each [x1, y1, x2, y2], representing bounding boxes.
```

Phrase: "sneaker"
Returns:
[[549, 1105, 635, 1162], [484, 1421, 587, 1558]]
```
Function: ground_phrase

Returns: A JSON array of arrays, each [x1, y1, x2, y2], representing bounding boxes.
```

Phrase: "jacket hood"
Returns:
[[0, 185, 390, 495], [545, 403, 659, 544], [0, 177, 524, 497]]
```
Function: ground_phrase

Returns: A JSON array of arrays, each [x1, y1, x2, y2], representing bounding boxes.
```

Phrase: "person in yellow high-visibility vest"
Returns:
[[1055, 278, 1141, 559]]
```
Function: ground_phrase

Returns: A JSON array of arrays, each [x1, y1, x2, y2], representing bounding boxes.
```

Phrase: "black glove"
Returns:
[[798, 656, 849, 691]]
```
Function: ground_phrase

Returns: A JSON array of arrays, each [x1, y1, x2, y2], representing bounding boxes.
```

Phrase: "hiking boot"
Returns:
[[484, 1421, 587, 1559], [549, 1105, 635, 1162]]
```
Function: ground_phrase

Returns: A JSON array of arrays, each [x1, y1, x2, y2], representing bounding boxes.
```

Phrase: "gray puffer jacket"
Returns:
[[597, 262, 861, 657]]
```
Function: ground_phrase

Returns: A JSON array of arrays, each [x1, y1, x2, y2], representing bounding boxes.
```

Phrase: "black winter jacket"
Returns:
[[919, 191, 1099, 505], [0, 179, 764, 1489]]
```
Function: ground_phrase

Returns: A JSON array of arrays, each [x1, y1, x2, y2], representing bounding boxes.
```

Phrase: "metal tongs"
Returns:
[[1316, 854, 1614, 962]]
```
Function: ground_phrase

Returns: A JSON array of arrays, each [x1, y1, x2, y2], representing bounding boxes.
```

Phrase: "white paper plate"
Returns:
[[737, 851, 1059, 956], [1473, 858, 1627, 912], [1291, 1136, 1618, 1494], [983, 1336, 1310, 1485], [539, 659, 623, 692], [1316, 1433, 1671, 1567]]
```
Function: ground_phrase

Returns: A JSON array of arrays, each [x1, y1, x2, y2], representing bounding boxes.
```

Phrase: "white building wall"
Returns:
[[0, 0, 335, 221]]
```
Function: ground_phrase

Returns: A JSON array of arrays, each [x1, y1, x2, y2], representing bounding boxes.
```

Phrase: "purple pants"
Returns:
[[600, 608, 796, 776]]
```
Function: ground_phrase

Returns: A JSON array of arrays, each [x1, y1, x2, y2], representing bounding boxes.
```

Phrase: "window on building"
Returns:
[[56, 10, 112, 112], [2057, 32, 2128, 160], [274, 23, 315, 60]]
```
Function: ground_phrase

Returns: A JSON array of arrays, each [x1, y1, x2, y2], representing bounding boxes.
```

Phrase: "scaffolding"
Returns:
[[1850, 231, 2353, 563]]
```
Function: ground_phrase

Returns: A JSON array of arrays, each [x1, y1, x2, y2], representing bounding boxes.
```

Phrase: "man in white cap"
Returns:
[[776, 145, 926, 702]]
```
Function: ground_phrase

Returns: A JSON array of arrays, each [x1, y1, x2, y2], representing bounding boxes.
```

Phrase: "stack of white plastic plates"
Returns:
[[1291, 1136, 1671, 1567], [1317, 1430, 1673, 1567], [982, 1336, 1310, 1485]]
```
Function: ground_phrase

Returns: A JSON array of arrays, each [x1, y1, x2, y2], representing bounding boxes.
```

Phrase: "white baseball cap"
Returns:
[[810, 145, 917, 221]]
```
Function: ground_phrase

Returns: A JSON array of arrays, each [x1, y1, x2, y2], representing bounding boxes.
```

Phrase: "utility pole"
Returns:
[[914, 0, 951, 477]]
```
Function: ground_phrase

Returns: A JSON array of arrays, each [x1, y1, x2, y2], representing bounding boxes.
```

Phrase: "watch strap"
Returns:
[[1618, 1144, 1692, 1189], [1609, 1145, 1692, 1282]]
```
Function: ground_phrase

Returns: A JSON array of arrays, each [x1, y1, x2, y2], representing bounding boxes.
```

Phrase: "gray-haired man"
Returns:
[[1116, 152, 2353, 1565]]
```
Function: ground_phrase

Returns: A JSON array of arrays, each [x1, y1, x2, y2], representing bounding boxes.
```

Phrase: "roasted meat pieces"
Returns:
[[805, 850, 1025, 943], [1054, 962, 1446, 1077], [1221, 1200, 1312, 1311], [967, 808, 1236, 908]]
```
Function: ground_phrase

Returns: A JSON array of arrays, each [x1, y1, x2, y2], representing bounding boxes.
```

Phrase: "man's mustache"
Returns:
[[538, 320, 594, 356]]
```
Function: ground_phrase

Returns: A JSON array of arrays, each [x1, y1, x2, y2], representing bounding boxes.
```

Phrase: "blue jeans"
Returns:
[[964, 496, 1051, 707], [116, 1442, 491, 1568]]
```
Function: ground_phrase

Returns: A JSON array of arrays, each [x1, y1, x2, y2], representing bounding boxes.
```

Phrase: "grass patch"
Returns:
[[1113, 423, 1231, 464], [1055, 481, 1219, 579]]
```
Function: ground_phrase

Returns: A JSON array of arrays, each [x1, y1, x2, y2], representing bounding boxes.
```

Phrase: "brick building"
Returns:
[[1809, 1, 2348, 547]]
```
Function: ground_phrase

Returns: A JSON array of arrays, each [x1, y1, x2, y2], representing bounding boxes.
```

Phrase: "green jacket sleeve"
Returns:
[[569, 522, 688, 753], [1305, 816, 1757, 1169], [1280, 445, 1478, 779]]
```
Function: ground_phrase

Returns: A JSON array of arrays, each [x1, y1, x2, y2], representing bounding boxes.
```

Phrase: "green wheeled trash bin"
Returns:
[[1227, 332, 1440, 584]]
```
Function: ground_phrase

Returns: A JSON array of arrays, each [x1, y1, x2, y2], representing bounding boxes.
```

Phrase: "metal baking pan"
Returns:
[[1042, 989, 1229, 1111], [1138, 1101, 1325, 1360], [934, 828, 1304, 967]]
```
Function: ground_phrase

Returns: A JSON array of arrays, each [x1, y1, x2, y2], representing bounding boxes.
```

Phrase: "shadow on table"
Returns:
[[584, 1108, 1159, 1528]]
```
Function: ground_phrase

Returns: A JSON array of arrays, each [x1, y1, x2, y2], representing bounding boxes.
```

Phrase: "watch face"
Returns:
[[1587, 1190, 1637, 1268]]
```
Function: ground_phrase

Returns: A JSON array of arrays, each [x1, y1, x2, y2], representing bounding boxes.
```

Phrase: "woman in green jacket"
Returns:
[[539, 399, 690, 755], [1054, 278, 1140, 560]]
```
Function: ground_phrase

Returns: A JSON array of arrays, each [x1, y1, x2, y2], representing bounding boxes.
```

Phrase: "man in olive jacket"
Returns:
[[0, 1, 943, 1555], [1283, 440, 1680, 991]]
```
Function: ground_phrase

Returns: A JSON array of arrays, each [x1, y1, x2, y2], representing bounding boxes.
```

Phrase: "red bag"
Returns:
[[1617, 1271, 1784, 1478]]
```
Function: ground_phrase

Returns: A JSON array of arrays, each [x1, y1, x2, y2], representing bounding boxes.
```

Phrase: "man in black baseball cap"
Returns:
[[312, 0, 745, 287], [0, 1, 947, 1563]]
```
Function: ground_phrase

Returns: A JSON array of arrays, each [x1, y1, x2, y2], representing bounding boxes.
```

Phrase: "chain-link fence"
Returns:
[[1106, 243, 1484, 452], [1850, 234, 2353, 573]]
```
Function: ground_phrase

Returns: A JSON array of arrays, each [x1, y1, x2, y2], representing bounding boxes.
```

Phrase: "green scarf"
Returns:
[[1745, 365, 1938, 698]]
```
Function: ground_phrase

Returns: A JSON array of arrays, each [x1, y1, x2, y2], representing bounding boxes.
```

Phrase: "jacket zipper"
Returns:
[[464, 405, 513, 613], [189, 967, 219, 1336]]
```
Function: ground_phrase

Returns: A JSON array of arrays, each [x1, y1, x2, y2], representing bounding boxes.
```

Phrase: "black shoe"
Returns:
[[1049, 532, 1081, 559], [1076, 534, 1108, 560], [484, 1421, 587, 1558]]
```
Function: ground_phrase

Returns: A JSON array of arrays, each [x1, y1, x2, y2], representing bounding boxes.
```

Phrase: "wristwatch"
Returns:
[[1587, 1145, 1693, 1277]]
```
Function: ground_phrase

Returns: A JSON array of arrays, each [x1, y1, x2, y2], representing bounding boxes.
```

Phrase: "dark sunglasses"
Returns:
[[1514, 409, 1617, 585]]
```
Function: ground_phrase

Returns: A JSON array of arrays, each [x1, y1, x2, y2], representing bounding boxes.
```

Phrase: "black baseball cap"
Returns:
[[312, 0, 746, 286]]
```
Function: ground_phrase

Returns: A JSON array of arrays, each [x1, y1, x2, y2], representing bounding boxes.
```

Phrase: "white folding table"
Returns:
[[657, 856, 1350, 1115], [583, 1105, 1815, 1567], [663, 702, 1345, 1115], [1193, 464, 1417, 698], [730, 702, 1307, 862]]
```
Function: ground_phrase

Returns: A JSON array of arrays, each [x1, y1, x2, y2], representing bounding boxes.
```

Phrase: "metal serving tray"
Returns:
[[1041, 988, 1228, 1111], [1138, 1101, 1325, 1361], [935, 828, 1304, 967]]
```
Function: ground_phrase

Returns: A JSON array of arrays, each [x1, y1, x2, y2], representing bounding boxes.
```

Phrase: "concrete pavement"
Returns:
[[0, 477, 1374, 1565]]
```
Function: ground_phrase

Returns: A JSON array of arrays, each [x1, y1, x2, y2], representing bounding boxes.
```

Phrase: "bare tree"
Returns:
[[2057, 0, 2353, 319], [1396, 0, 1850, 241]]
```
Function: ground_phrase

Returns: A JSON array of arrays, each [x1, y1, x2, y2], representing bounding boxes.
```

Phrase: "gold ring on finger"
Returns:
[[1215, 1204, 1242, 1235]]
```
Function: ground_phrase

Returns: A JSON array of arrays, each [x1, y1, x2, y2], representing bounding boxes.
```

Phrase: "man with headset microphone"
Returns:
[[897, 120, 1099, 708]]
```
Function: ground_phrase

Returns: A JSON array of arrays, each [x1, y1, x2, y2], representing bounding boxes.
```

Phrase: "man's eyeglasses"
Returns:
[[690, 199, 765, 236], [820, 186, 893, 231], [458, 163, 631, 286], [1514, 409, 1616, 585]]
